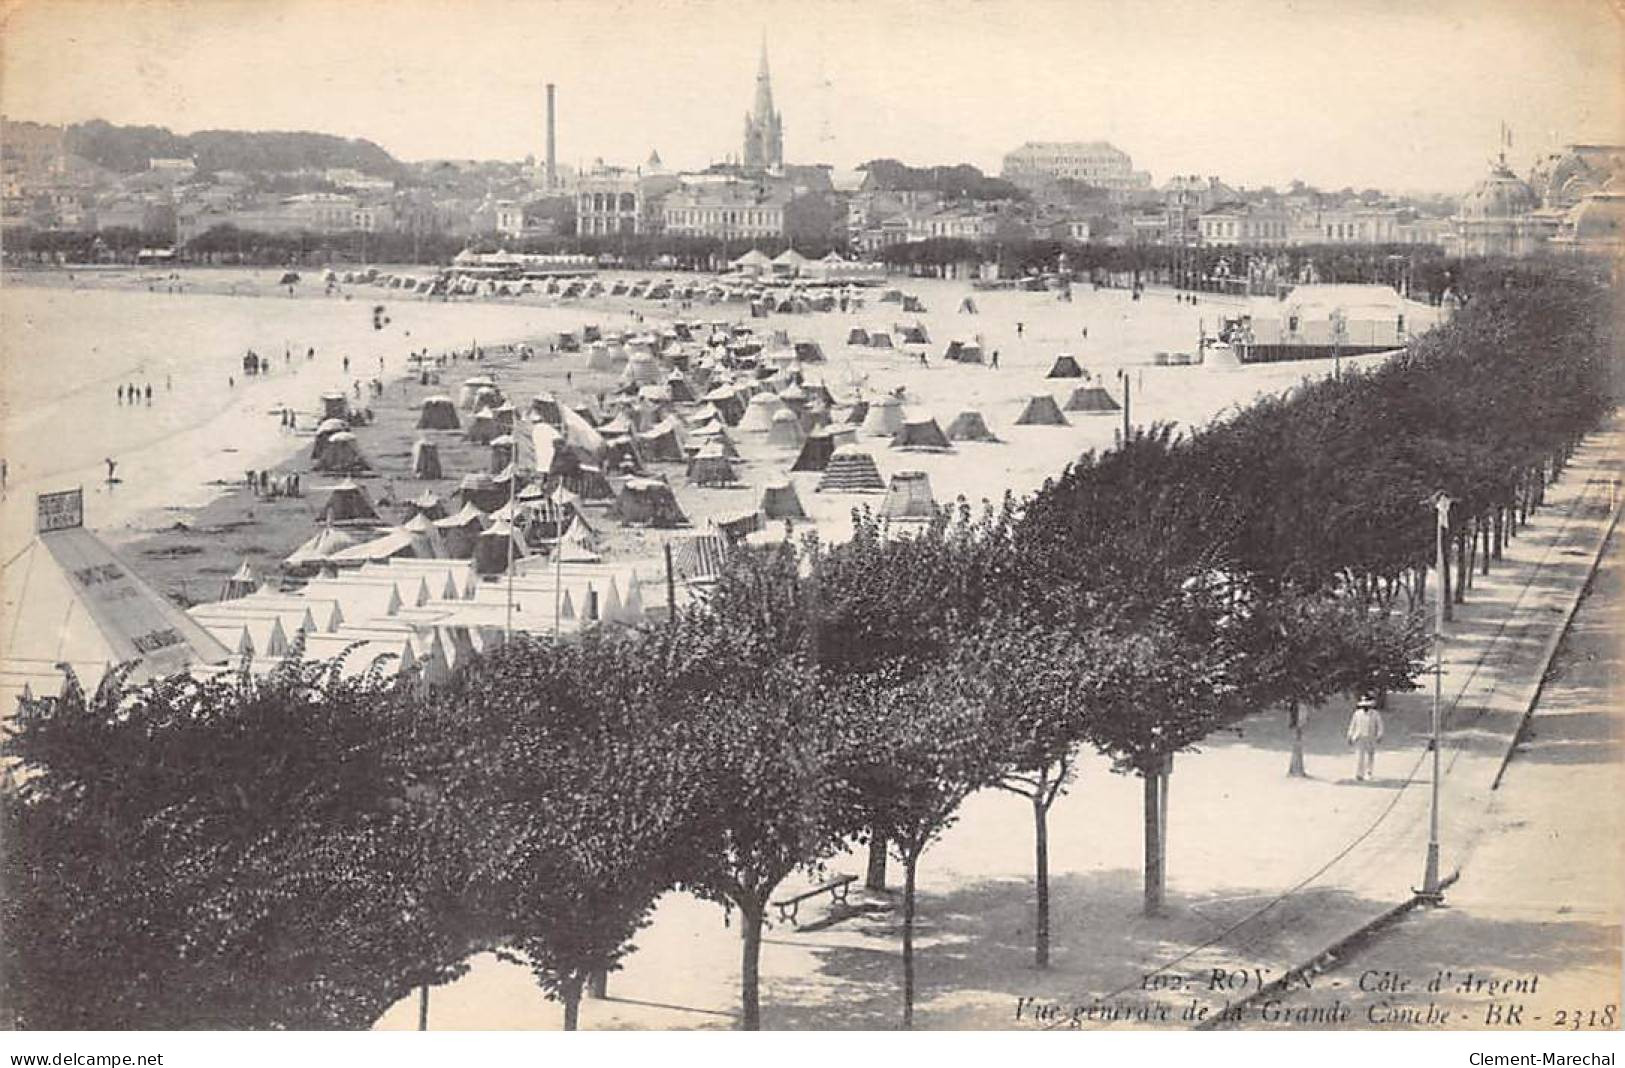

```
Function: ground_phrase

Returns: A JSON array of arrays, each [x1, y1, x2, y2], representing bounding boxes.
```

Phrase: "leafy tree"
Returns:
[[1245, 592, 1429, 776], [440, 633, 701, 1030], [959, 620, 1095, 968], [674, 656, 857, 1030], [842, 668, 1004, 1028], [1, 655, 469, 1029]]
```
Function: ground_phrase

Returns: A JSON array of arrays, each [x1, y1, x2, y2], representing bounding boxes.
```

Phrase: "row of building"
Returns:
[[7, 51, 1622, 259], [998, 138, 1624, 257]]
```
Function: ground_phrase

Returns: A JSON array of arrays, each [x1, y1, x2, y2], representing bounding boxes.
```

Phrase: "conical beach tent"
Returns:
[[489, 435, 518, 474], [944, 410, 1000, 442], [407, 490, 447, 521], [473, 522, 527, 577], [221, 560, 260, 601], [891, 415, 952, 452], [317, 479, 381, 525], [465, 408, 500, 445], [666, 374, 697, 403], [879, 470, 936, 521], [767, 409, 804, 448], [615, 478, 690, 527], [636, 419, 687, 463], [530, 392, 563, 426], [417, 396, 460, 430], [791, 426, 843, 472], [410, 439, 443, 479], [458, 376, 497, 410], [401, 512, 448, 559], [861, 397, 905, 437], [434, 502, 487, 559], [1046, 353, 1084, 378], [759, 476, 807, 520], [1064, 385, 1121, 413], [285, 524, 362, 573], [312, 417, 350, 462], [687, 444, 739, 487], [815, 446, 885, 493], [1015, 394, 1070, 426], [314, 431, 370, 474], [738, 392, 782, 433]]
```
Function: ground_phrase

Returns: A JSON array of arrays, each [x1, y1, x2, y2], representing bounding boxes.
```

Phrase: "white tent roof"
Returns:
[[0, 527, 234, 688]]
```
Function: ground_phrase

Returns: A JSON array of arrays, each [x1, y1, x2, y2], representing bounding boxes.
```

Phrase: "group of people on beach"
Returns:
[[245, 468, 302, 499], [117, 382, 154, 405]]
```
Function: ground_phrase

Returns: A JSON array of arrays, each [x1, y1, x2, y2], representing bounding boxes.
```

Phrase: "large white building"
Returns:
[[663, 176, 790, 240], [1001, 141, 1150, 192]]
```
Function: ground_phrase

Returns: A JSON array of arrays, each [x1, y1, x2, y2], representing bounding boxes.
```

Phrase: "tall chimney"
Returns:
[[545, 83, 557, 190]]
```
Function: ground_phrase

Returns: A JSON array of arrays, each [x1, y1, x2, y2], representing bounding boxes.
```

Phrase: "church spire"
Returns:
[[743, 32, 784, 172], [753, 33, 775, 125]]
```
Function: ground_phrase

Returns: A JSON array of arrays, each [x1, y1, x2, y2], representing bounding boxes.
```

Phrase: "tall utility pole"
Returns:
[[1420, 493, 1453, 903]]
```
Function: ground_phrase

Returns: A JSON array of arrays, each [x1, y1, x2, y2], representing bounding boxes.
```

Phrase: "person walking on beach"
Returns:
[[991, 349, 1000, 369], [117, 384, 125, 405], [144, 383, 152, 405], [1016, 321, 1024, 337], [1346, 695, 1384, 782], [342, 355, 350, 373], [166, 374, 172, 391], [104, 457, 117, 483]]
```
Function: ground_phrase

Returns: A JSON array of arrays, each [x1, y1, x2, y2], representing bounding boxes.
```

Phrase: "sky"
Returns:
[[2, 0, 1621, 194]]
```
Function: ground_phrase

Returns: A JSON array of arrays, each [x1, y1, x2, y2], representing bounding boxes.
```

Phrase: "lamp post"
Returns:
[[1419, 492, 1453, 903], [1116, 367, 1132, 444]]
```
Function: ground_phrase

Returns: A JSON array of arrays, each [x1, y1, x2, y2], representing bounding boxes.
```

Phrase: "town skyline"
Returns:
[[3, 0, 1620, 195]]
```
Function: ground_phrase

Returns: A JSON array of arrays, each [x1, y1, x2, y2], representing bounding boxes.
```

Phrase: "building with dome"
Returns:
[[1550, 178, 1625, 257], [1451, 158, 1546, 257], [1450, 142, 1625, 258]]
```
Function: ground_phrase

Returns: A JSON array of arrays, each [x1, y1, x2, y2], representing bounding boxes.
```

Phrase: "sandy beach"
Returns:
[[3, 265, 1439, 606]]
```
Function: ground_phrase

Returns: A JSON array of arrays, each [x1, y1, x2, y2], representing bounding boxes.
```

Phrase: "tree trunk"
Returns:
[[1480, 518, 1491, 576], [1493, 507, 1504, 560], [739, 900, 765, 1031], [1462, 529, 1475, 604], [587, 969, 608, 999], [561, 974, 584, 1032], [1439, 522, 1453, 623], [1158, 756, 1171, 881], [902, 854, 919, 1029], [1287, 701, 1306, 777], [1033, 794, 1050, 969], [1465, 521, 1478, 589], [418, 984, 429, 1031], [1143, 767, 1164, 916], [866, 834, 889, 891]]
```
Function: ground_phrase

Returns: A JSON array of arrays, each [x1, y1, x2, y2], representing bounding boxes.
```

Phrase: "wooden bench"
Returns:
[[771, 873, 857, 926]]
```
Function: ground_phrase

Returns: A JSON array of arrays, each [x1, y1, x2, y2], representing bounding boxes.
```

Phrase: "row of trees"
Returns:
[[3, 265, 1615, 1031]]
